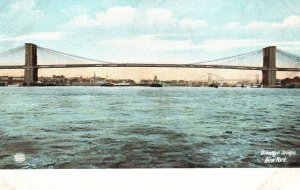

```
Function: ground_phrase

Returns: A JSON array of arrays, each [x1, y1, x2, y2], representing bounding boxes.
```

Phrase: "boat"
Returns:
[[150, 83, 163, 87], [115, 81, 130, 86], [100, 82, 114, 86], [150, 76, 162, 87], [250, 84, 262, 88], [0, 82, 7, 86], [209, 82, 219, 88]]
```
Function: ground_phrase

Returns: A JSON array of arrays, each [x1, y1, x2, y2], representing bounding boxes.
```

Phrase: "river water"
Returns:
[[0, 87, 299, 168]]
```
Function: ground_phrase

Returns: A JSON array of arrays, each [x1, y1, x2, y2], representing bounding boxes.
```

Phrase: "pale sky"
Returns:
[[0, 0, 300, 80]]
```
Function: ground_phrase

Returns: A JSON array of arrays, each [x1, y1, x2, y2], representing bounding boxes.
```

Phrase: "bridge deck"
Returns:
[[0, 64, 299, 71]]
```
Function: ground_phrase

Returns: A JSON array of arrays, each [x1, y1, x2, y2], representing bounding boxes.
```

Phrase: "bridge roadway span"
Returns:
[[0, 63, 299, 71]]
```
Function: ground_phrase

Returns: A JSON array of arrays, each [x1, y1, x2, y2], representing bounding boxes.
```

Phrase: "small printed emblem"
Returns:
[[14, 153, 26, 163]]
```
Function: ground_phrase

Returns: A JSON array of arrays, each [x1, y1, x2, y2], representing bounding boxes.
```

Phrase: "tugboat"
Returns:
[[208, 82, 218, 88], [101, 76, 115, 86], [101, 82, 114, 86], [150, 76, 162, 87], [0, 82, 7, 86]]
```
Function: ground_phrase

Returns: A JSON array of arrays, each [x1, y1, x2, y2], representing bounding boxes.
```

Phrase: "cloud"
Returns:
[[179, 18, 208, 29], [224, 22, 241, 30], [0, 32, 66, 42], [269, 41, 300, 51], [67, 15, 97, 27], [282, 15, 300, 28], [98, 36, 300, 53], [67, 6, 207, 31], [11, 0, 36, 10], [200, 39, 268, 51], [0, 0, 44, 22], [145, 8, 177, 27], [225, 15, 300, 30], [98, 36, 266, 53], [61, 5, 89, 17], [246, 16, 300, 29], [0, 0, 46, 35], [98, 35, 199, 52], [96, 6, 136, 26], [198, 39, 300, 52], [68, 6, 137, 27]]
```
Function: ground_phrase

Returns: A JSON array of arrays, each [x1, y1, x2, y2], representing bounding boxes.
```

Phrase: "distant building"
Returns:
[[281, 77, 300, 88], [0, 76, 9, 85], [52, 75, 65, 82], [11, 77, 24, 85], [140, 80, 152, 85], [0, 76, 24, 85], [0, 76, 9, 81], [39, 75, 68, 85]]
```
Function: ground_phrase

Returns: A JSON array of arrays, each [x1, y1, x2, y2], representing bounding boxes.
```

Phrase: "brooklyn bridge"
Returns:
[[0, 43, 299, 87]]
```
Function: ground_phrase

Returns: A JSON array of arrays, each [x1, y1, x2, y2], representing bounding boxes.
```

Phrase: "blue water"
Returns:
[[0, 87, 299, 168]]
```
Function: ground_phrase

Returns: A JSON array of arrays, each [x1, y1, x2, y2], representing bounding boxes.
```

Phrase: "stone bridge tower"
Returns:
[[24, 43, 38, 86], [262, 46, 276, 87]]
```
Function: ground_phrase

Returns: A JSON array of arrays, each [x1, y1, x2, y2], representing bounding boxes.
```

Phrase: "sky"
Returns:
[[0, 0, 300, 80]]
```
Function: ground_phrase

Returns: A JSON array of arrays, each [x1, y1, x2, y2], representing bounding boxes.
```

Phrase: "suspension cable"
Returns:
[[276, 49, 300, 62], [189, 49, 262, 65], [0, 45, 24, 56], [37, 46, 114, 64]]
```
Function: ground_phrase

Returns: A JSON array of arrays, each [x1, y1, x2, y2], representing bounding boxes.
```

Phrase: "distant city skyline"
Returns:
[[0, 68, 297, 82]]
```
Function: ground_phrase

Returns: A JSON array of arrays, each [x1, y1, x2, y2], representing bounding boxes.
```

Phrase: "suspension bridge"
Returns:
[[0, 43, 299, 87]]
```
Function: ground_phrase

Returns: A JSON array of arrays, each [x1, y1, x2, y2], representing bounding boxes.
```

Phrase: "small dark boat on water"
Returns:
[[209, 82, 218, 88], [101, 82, 114, 86], [150, 83, 162, 87], [150, 76, 162, 87], [0, 82, 7, 86]]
